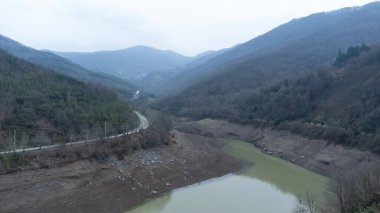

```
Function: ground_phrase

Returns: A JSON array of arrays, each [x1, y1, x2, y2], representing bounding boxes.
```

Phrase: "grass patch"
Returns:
[[1, 152, 27, 172]]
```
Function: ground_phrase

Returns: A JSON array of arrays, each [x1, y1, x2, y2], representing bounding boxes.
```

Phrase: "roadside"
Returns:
[[0, 130, 239, 213], [0, 111, 148, 155]]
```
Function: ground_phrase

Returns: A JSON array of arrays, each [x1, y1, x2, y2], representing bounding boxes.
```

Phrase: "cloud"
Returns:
[[0, 0, 375, 55]]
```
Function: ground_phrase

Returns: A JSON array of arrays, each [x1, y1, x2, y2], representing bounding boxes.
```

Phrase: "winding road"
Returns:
[[0, 111, 149, 154]]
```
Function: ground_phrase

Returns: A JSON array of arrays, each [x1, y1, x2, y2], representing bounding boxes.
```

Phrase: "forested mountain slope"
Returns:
[[241, 45, 380, 134], [0, 50, 138, 149], [160, 2, 380, 118], [0, 35, 136, 98]]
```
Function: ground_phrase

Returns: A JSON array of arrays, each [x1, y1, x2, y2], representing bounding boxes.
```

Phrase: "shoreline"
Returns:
[[2, 118, 377, 212], [174, 118, 380, 178], [0, 130, 240, 213], [126, 172, 237, 212]]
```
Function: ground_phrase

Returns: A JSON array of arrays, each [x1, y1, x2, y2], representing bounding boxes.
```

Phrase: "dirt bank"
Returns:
[[2, 118, 377, 213], [0, 131, 240, 213], [175, 119, 380, 177]]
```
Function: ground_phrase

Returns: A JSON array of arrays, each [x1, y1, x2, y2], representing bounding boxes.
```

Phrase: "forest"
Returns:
[[160, 45, 380, 152], [0, 49, 138, 150]]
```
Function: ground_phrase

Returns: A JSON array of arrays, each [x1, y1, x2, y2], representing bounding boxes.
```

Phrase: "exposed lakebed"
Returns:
[[127, 139, 326, 213]]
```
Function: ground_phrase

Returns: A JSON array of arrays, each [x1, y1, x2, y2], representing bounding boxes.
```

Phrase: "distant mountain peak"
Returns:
[[0, 34, 136, 97], [53, 44, 193, 82]]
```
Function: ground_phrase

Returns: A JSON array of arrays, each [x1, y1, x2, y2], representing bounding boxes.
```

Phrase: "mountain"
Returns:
[[0, 35, 136, 98], [0, 49, 138, 149], [241, 44, 379, 128], [159, 2, 380, 118], [193, 50, 216, 59], [54, 46, 192, 82], [241, 45, 380, 152], [137, 47, 232, 94]]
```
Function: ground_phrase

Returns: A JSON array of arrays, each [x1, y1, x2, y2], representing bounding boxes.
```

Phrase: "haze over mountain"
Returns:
[[0, 35, 136, 98], [1, 1, 380, 212], [159, 2, 380, 94], [159, 2, 380, 117], [54, 46, 192, 82], [137, 46, 233, 94]]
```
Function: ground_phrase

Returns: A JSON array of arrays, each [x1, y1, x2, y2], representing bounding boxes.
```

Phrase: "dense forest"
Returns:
[[0, 49, 138, 150], [161, 45, 380, 152], [241, 45, 378, 130]]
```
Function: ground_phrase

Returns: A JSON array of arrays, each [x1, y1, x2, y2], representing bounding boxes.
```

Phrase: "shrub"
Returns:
[[325, 162, 380, 213], [1, 152, 26, 172]]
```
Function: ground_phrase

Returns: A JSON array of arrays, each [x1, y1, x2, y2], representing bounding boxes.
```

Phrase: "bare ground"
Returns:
[[0, 131, 239, 213], [2, 118, 378, 213], [175, 118, 380, 177]]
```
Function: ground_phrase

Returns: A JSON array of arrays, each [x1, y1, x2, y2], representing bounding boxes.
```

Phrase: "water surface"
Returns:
[[127, 139, 326, 213]]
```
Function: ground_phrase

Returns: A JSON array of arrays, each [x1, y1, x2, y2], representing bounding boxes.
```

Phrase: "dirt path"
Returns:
[[0, 131, 239, 213]]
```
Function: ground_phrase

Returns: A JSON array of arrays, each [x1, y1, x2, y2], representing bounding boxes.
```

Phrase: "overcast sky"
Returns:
[[0, 0, 376, 56]]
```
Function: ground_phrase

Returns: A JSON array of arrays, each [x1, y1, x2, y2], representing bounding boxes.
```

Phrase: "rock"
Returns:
[[152, 190, 157, 195], [318, 160, 330, 165], [165, 182, 171, 187]]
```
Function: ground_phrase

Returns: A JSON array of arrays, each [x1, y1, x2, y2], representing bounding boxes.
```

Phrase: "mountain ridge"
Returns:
[[159, 1, 380, 119], [156, 1, 380, 96], [54, 45, 192, 82], [0, 34, 137, 98]]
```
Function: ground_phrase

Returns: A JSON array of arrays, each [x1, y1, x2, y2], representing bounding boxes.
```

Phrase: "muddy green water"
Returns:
[[127, 139, 326, 213]]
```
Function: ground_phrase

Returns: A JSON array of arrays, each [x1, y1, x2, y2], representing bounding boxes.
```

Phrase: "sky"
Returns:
[[0, 0, 376, 56]]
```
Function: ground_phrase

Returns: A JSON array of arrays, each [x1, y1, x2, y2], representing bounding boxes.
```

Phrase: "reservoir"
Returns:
[[127, 139, 326, 213]]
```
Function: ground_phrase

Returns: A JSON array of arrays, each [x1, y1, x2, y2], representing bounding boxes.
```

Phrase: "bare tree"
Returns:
[[293, 194, 317, 213], [19, 132, 29, 150], [33, 131, 51, 147], [325, 162, 380, 213]]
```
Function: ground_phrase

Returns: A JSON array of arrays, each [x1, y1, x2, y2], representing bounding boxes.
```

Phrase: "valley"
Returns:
[[1, 1, 380, 213]]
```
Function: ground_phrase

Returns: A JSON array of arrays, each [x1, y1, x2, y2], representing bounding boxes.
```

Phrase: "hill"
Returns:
[[0, 35, 136, 98], [240, 45, 380, 151], [0, 49, 138, 150], [54, 46, 192, 83], [164, 44, 380, 152], [159, 2, 380, 118]]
